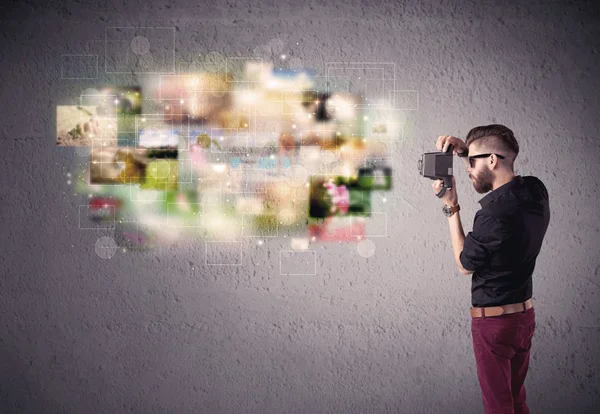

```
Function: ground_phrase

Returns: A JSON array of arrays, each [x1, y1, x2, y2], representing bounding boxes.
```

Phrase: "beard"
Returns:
[[471, 166, 494, 194]]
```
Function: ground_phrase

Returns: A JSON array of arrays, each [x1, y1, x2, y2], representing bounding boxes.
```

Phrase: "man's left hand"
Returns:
[[432, 176, 459, 207]]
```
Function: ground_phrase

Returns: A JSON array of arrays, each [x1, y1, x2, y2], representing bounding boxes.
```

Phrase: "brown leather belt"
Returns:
[[470, 298, 533, 318]]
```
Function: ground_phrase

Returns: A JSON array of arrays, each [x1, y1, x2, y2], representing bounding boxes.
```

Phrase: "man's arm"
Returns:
[[447, 211, 474, 275], [448, 148, 472, 274]]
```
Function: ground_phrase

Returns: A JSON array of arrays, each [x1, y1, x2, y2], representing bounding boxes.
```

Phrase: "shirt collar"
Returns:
[[478, 175, 524, 207]]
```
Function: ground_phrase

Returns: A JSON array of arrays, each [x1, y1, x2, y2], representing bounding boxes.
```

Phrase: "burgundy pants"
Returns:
[[471, 306, 536, 414]]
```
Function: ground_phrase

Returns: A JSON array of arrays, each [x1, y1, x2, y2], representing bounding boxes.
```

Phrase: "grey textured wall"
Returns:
[[1, 0, 600, 413]]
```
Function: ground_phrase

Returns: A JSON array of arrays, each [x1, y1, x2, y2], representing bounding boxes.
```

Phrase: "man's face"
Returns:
[[467, 145, 494, 194]]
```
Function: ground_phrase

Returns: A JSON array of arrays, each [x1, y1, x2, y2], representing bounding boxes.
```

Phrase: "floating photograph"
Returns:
[[56, 106, 117, 147]]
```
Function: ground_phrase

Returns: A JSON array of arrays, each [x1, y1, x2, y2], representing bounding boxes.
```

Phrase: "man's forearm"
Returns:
[[447, 211, 467, 272]]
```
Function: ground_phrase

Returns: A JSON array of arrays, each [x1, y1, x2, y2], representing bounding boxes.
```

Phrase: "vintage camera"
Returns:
[[418, 144, 454, 197]]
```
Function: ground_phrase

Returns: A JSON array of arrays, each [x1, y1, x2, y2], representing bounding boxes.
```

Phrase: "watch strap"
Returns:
[[443, 204, 460, 216]]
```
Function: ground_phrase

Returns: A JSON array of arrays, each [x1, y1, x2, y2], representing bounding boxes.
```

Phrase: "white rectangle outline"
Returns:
[[351, 212, 388, 237], [279, 250, 317, 275], [78, 205, 115, 230], [104, 27, 176, 74], [325, 62, 395, 106], [325, 75, 350, 94], [241, 213, 279, 237], [390, 90, 419, 110], [205, 241, 243, 266], [167, 203, 204, 228], [61, 54, 99, 79], [325, 62, 395, 74], [128, 185, 168, 202], [326, 67, 387, 107], [368, 118, 405, 143], [326, 67, 386, 78], [356, 156, 395, 169]]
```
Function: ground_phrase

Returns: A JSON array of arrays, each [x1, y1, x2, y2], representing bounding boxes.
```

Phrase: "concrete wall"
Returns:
[[1, 0, 599, 412]]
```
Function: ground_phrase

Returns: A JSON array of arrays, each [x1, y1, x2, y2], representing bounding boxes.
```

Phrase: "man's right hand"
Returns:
[[436, 135, 467, 155]]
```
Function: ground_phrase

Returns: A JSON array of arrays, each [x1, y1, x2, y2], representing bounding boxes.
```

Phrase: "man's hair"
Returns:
[[465, 124, 519, 170]]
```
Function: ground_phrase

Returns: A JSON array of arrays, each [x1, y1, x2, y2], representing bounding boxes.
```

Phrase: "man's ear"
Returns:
[[489, 155, 499, 169]]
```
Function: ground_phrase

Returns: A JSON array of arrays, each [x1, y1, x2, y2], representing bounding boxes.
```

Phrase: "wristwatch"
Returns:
[[442, 204, 460, 217]]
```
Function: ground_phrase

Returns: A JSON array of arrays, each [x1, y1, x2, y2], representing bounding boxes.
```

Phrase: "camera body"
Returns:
[[418, 144, 454, 191]]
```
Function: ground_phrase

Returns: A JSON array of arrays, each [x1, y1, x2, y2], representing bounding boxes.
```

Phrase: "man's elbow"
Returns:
[[459, 267, 474, 275], [457, 252, 475, 275]]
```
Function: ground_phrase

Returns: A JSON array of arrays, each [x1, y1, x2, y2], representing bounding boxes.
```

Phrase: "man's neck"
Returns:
[[492, 172, 516, 191]]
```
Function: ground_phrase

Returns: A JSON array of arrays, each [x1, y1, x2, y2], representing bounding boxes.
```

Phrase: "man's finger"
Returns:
[[441, 135, 448, 147], [444, 135, 455, 152]]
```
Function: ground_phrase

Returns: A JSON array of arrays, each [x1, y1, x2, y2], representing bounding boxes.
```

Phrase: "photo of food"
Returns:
[[140, 154, 178, 190], [90, 147, 147, 184], [308, 176, 372, 218], [56, 106, 118, 147]]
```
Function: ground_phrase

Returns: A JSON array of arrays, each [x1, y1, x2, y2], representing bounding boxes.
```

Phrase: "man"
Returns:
[[432, 125, 550, 414]]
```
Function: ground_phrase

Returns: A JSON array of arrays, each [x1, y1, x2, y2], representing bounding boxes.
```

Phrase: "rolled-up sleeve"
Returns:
[[460, 212, 504, 271]]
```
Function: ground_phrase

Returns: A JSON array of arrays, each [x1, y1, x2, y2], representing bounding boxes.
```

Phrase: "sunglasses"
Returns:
[[468, 153, 505, 168]]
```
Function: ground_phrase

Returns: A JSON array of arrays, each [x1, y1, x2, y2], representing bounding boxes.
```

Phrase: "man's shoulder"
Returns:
[[521, 175, 549, 201], [521, 175, 545, 186], [473, 208, 501, 225], [475, 199, 512, 225]]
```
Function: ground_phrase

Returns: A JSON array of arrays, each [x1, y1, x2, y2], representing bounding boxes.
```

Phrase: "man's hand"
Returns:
[[436, 135, 467, 154], [432, 135, 464, 206], [432, 176, 459, 207]]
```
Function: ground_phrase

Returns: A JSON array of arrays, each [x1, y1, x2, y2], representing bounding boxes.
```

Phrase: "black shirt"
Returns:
[[460, 175, 550, 307]]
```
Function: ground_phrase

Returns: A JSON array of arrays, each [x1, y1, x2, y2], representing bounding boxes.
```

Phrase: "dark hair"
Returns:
[[465, 124, 519, 170]]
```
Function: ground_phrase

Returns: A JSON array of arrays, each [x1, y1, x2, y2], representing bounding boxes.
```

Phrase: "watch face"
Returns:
[[442, 205, 451, 216]]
